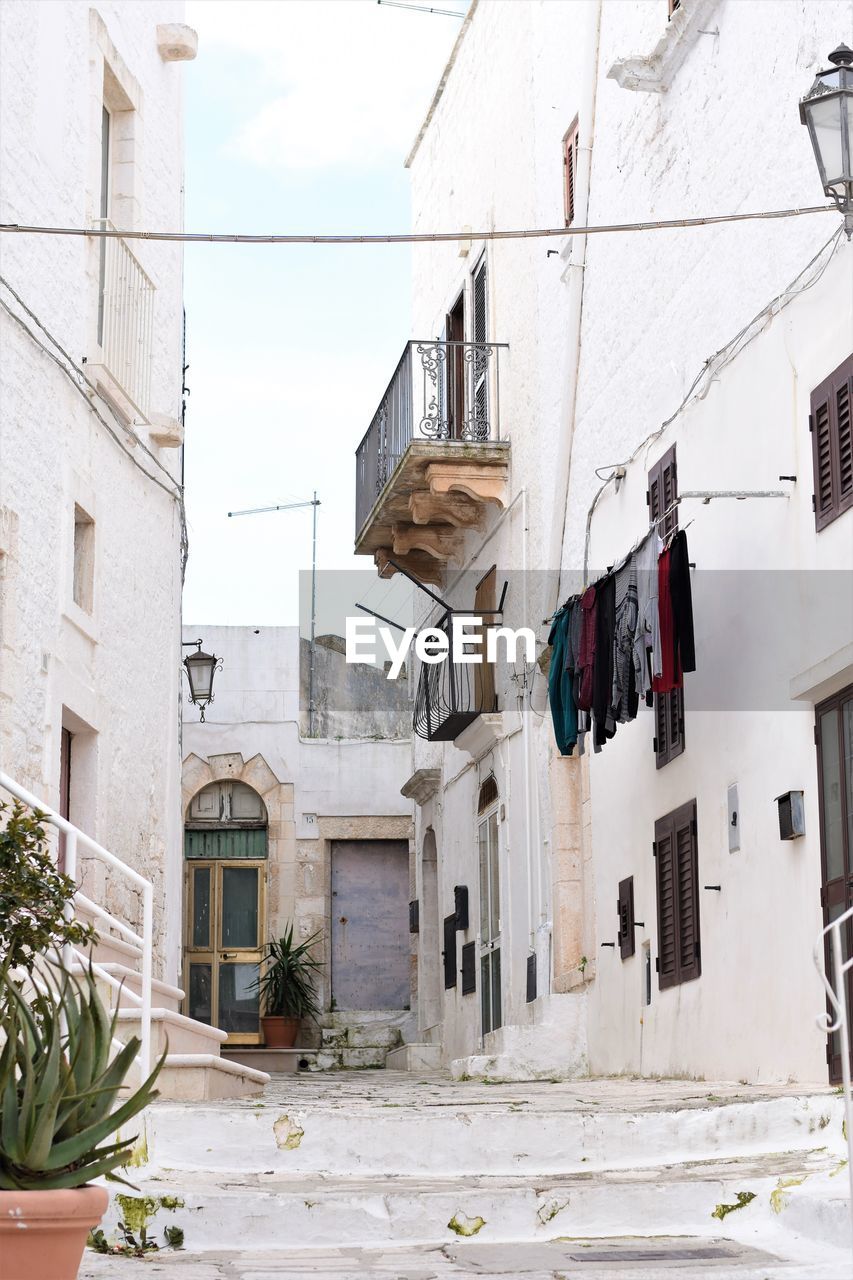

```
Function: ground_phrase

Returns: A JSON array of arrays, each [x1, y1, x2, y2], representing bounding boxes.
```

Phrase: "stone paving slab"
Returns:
[[169, 1071, 835, 1116], [77, 1236, 850, 1280]]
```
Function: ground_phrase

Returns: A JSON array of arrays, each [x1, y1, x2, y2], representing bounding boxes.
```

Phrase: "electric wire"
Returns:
[[0, 204, 835, 248], [0, 277, 189, 575], [579, 224, 845, 583]]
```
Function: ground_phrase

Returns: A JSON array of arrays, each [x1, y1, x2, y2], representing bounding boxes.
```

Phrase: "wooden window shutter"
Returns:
[[563, 118, 579, 227], [617, 876, 636, 959], [654, 800, 700, 989], [474, 565, 497, 714], [648, 446, 685, 768], [811, 353, 853, 530], [461, 941, 476, 995], [443, 913, 457, 989]]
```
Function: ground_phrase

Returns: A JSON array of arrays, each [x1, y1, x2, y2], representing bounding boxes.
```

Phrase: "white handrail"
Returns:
[[814, 905, 853, 1258], [0, 771, 153, 1079]]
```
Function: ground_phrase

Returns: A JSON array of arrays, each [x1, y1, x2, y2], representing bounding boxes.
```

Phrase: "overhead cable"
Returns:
[[0, 205, 835, 248]]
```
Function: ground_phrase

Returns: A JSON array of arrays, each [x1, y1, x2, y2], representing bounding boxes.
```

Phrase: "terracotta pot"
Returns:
[[261, 1015, 300, 1048], [0, 1184, 109, 1280]]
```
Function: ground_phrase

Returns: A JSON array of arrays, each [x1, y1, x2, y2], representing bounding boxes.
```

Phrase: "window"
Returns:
[[72, 506, 94, 613], [563, 118, 579, 226], [654, 800, 701, 989], [470, 253, 490, 436], [811, 352, 853, 531], [474, 565, 498, 717], [816, 684, 853, 1083], [647, 447, 685, 768]]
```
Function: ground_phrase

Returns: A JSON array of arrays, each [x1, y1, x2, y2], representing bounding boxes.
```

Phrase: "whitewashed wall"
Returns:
[[0, 1, 190, 981]]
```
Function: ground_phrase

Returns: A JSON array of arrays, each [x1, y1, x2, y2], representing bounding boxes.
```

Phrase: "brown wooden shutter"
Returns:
[[474, 565, 497, 714], [563, 118, 579, 226], [648, 446, 685, 768], [617, 876, 636, 959], [811, 353, 853, 530], [443, 913, 457, 989], [654, 800, 700, 989], [461, 941, 476, 995]]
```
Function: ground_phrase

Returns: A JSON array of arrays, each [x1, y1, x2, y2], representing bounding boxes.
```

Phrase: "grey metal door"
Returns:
[[331, 840, 410, 1010]]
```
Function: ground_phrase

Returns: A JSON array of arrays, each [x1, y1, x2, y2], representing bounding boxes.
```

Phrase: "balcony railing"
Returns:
[[355, 339, 505, 537], [96, 220, 155, 420], [413, 610, 498, 742]]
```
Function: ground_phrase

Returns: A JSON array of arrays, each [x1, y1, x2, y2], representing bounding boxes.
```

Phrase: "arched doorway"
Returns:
[[184, 780, 268, 1044]]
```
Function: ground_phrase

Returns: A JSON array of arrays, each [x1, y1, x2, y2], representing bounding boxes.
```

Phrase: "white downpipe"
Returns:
[[547, 0, 603, 604]]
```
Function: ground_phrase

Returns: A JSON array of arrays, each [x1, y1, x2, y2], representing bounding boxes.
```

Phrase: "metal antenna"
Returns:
[[228, 494, 321, 737]]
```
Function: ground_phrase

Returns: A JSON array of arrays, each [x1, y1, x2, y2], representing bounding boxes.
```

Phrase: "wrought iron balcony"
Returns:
[[413, 611, 498, 742], [354, 339, 509, 583]]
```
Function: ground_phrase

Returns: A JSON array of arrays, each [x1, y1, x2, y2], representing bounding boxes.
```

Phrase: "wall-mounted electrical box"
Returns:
[[775, 790, 805, 841]]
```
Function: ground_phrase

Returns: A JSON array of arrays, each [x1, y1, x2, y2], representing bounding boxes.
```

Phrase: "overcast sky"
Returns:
[[181, 0, 468, 634]]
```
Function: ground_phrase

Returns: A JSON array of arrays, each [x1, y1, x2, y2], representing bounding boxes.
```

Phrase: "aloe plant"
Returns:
[[0, 962, 163, 1190], [253, 925, 323, 1020]]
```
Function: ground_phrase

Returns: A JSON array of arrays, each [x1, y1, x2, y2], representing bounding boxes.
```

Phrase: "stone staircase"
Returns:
[[312, 1009, 416, 1070], [85, 1074, 851, 1276]]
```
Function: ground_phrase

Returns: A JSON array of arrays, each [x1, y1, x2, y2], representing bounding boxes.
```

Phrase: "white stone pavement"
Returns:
[[76, 1072, 851, 1280]]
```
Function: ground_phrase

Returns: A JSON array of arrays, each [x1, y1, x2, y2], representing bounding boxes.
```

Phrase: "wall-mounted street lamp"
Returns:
[[182, 639, 221, 722], [800, 44, 853, 238]]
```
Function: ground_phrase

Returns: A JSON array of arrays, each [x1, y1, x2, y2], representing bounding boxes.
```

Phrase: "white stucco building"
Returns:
[[180, 625, 414, 1067], [0, 1, 194, 981], [353, 0, 853, 1084]]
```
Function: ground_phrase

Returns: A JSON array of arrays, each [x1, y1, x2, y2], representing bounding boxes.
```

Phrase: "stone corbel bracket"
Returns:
[[374, 546, 444, 587], [607, 0, 721, 94], [392, 522, 461, 563], [400, 767, 442, 806], [426, 460, 508, 508], [409, 489, 483, 529]]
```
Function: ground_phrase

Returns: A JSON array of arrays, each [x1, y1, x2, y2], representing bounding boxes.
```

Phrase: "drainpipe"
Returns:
[[547, 0, 603, 604]]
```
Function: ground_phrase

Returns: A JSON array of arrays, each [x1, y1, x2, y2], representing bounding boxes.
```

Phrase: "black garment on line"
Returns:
[[669, 529, 696, 674], [592, 573, 617, 750]]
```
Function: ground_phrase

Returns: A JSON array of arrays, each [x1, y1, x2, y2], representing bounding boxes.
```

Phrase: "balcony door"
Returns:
[[446, 291, 465, 440], [478, 777, 502, 1036], [817, 684, 853, 1083]]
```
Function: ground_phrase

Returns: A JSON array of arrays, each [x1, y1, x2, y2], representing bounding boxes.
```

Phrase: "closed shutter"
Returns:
[[461, 941, 476, 995], [409, 899, 419, 934], [654, 800, 700, 989], [648, 446, 685, 768], [454, 884, 470, 930], [526, 951, 537, 1002], [563, 119, 579, 226], [617, 876, 636, 959], [811, 353, 853, 530], [443, 913, 457, 989]]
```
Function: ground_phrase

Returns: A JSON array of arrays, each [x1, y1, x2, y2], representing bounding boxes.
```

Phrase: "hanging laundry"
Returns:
[[633, 530, 663, 698], [652, 544, 681, 694], [592, 574, 617, 751], [669, 529, 696, 674], [547, 605, 578, 756], [611, 549, 640, 724], [575, 585, 597, 712]]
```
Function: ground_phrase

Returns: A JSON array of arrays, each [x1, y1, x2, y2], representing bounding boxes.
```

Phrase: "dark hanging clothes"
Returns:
[[575, 586, 597, 712], [652, 546, 681, 694], [611, 551, 640, 724], [547, 606, 578, 756], [669, 529, 696, 674], [592, 574, 617, 750]]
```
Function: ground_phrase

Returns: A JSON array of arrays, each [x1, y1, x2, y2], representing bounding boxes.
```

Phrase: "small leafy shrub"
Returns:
[[0, 799, 96, 971], [0, 961, 163, 1190]]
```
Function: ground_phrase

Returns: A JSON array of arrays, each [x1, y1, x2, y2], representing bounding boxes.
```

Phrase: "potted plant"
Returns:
[[0, 961, 163, 1279], [255, 924, 323, 1048]]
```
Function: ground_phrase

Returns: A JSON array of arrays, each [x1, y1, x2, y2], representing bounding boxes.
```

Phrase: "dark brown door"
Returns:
[[816, 684, 853, 1083], [446, 292, 465, 440], [58, 727, 72, 873]]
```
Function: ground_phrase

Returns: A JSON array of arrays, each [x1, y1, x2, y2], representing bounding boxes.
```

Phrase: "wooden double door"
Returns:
[[185, 859, 265, 1044]]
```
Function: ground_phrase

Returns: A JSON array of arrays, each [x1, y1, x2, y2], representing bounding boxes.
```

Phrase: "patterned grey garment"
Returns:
[[633, 530, 663, 697], [611, 552, 638, 723]]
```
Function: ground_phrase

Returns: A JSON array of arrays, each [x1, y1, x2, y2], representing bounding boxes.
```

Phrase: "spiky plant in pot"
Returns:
[[0, 961, 163, 1278], [254, 924, 323, 1048]]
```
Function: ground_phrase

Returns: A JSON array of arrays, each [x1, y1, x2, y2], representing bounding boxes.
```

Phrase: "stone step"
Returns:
[[385, 1043, 442, 1072], [95, 1147, 837, 1251], [71, 961, 184, 1013], [321, 1024, 402, 1050], [157, 1054, 269, 1101], [143, 1088, 844, 1177], [115, 1007, 228, 1057]]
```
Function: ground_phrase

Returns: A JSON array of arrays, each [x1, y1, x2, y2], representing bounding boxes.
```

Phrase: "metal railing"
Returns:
[[412, 610, 499, 742], [96, 218, 155, 420], [815, 906, 853, 1254], [0, 771, 153, 1079], [355, 339, 506, 537]]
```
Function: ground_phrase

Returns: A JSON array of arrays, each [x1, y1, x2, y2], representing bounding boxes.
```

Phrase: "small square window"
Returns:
[[72, 506, 94, 613]]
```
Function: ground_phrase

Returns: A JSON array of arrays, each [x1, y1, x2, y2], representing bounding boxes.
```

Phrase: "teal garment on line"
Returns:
[[548, 606, 578, 756]]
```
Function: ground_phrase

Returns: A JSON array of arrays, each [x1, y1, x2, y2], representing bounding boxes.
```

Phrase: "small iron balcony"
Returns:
[[413, 610, 498, 742], [355, 339, 509, 584]]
